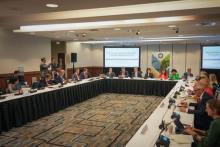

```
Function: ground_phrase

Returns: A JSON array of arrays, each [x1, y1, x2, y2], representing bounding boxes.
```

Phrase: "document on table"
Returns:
[[170, 134, 193, 144]]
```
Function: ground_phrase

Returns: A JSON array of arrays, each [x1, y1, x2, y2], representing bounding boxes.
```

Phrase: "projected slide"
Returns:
[[104, 47, 140, 67], [202, 46, 220, 69]]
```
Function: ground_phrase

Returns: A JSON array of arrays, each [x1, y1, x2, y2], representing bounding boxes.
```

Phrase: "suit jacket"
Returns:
[[118, 71, 129, 78], [183, 72, 193, 79], [80, 72, 90, 79], [188, 92, 214, 130], [72, 73, 80, 81], [131, 71, 142, 78], [144, 72, 154, 79], [54, 75, 65, 84], [106, 72, 115, 78]]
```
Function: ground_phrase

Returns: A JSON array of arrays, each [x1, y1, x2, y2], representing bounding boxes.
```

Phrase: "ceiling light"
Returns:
[[46, 3, 58, 8], [114, 28, 121, 31], [69, 30, 75, 33], [168, 25, 177, 28], [14, 15, 195, 32]]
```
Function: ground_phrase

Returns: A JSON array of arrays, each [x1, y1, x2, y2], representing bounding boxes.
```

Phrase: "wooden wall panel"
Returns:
[[0, 71, 40, 89]]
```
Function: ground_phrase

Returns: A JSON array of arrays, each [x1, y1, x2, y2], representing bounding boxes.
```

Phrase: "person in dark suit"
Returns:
[[54, 69, 66, 84], [180, 80, 214, 130], [72, 68, 80, 81], [144, 67, 154, 79], [106, 67, 115, 78], [183, 68, 193, 80], [80, 68, 90, 79], [131, 67, 142, 78], [38, 74, 54, 88], [118, 67, 129, 78]]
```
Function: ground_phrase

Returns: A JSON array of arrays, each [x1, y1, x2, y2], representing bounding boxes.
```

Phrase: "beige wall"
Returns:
[[0, 28, 51, 74], [66, 42, 201, 76]]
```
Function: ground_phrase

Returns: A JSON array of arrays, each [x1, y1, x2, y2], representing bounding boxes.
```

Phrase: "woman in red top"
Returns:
[[159, 69, 168, 80]]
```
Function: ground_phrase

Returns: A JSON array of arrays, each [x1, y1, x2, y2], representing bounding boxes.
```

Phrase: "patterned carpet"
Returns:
[[0, 94, 163, 147]]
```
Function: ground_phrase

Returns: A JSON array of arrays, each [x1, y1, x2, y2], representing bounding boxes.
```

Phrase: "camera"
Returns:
[[168, 98, 176, 108], [136, 31, 140, 35]]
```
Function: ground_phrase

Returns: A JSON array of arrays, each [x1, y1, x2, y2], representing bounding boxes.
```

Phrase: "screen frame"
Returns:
[[103, 46, 141, 68], [201, 45, 220, 70]]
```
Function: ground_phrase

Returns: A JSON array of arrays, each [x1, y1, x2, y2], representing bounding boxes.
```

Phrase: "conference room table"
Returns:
[[126, 79, 195, 147], [0, 77, 194, 146]]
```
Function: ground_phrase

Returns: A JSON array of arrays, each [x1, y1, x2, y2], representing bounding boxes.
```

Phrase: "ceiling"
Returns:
[[0, 0, 220, 44]]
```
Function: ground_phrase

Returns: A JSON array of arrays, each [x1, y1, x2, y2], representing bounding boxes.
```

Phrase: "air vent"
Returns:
[[89, 29, 99, 31]]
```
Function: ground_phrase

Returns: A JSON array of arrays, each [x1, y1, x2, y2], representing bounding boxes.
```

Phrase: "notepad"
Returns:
[[170, 134, 193, 144]]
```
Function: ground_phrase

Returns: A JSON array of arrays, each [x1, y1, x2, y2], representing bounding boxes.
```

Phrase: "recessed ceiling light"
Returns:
[[114, 28, 121, 31], [168, 25, 177, 28], [69, 30, 75, 33], [46, 3, 58, 8]]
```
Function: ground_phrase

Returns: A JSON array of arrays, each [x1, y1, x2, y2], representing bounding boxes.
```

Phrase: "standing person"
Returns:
[[80, 68, 90, 79], [169, 69, 180, 80], [144, 67, 154, 79], [50, 57, 57, 78], [132, 67, 142, 78], [40, 57, 49, 77], [106, 67, 115, 78], [118, 67, 129, 78], [158, 69, 168, 80], [72, 68, 80, 81], [57, 58, 64, 69]]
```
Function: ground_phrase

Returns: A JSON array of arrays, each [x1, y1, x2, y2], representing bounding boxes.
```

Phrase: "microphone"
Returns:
[[168, 98, 176, 109]]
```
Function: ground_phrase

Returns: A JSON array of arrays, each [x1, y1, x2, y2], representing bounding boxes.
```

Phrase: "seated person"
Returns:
[[180, 80, 214, 130], [184, 99, 220, 147], [106, 67, 115, 78], [72, 68, 80, 81], [54, 69, 66, 84], [38, 74, 54, 88], [158, 69, 168, 80], [80, 68, 90, 79], [144, 67, 154, 79], [8, 77, 21, 93], [118, 67, 129, 78], [131, 67, 142, 78], [169, 69, 179, 80], [183, 68, 193, 80], [209, 73, 219, 94]]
